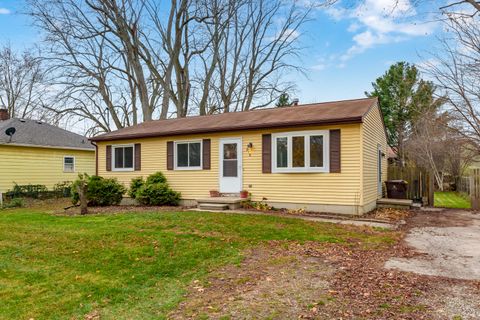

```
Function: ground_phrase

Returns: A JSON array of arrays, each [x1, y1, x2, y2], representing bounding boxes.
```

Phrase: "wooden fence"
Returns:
[[457, 176, 471, 195], [470, 168, 480, 210], [387, 166, 434, 205]]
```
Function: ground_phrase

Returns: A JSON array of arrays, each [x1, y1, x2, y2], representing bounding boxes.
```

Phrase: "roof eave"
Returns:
[[90, 117, 364, 142], [0, 142, 95, 151]]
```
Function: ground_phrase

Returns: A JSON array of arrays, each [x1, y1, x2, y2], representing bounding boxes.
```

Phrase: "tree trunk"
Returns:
[[77, 182, 88, 215]]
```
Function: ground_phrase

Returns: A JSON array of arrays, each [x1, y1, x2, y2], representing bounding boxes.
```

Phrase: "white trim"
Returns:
[[174, 140, 203, 170], [272, 130, 330, 173], [63, 155, 76, 173], [112, 144, 135, 172], [378, 144, 383, 197], [0, 142, 94, 151], [219, 137, 243, 193]]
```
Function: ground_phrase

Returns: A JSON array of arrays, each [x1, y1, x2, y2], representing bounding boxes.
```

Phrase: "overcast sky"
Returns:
[[0, 0, 442, 105]]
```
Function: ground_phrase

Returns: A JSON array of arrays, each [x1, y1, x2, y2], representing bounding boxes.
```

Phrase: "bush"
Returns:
[[8, 184, 48, 198], [1, 197, 25, 209], [145, 172, 167, 184], [129, 177, 144, 199], [136, 183, 181, 206], [134, 172, 181, 206], [7, 182, 72, 199], [53, 181, 73, 197], [72, 174, 126, 206]]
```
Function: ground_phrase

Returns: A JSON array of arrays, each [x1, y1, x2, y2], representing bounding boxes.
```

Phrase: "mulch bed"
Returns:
[[240, 206, 414, 224], [58, 205, 193, 216]]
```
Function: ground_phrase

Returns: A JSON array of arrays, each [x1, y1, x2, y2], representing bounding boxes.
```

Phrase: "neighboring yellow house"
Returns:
[[91, 98, 387, 215], [0, 109, 95, 194]]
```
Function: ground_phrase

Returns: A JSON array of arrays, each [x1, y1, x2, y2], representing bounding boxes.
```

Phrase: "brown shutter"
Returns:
[[202, 139, 211, 170], [167, 141, 174, 170], [329, 129, 341, 173], [262, 134, 271, 173], [106, 145, 112, 172], [134, 143, 141, 171]]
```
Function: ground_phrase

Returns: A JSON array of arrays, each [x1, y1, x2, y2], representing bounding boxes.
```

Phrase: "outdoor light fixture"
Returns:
[[246, 142, 254, 156]]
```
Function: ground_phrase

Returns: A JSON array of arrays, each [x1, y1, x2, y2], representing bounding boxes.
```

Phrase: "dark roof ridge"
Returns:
[[131, 96, 378, 126]]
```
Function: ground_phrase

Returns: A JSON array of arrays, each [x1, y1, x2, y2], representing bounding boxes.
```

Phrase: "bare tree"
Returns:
[[406, 111, 450, 190], [194, 0, 311, 114], [0, 44, 47, 120], [27, 0, 163, 134], [439, 0, 480, 17], [27, 0, 315, 134], [424, 15, 480, 146]]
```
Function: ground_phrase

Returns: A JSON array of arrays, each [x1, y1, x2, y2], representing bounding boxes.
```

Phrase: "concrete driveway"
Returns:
[[385, 209, 480, 280]]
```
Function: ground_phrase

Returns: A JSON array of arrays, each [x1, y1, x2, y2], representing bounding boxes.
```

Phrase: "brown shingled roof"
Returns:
[[91, 97, 377, 142]]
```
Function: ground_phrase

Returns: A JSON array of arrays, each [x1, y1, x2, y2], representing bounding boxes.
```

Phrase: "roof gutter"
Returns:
[[90, 117, 364, 142], [0, 142, 95, 151]]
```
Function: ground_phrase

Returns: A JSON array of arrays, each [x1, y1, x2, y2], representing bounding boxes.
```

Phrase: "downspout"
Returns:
[[91, 141, 99, 176]]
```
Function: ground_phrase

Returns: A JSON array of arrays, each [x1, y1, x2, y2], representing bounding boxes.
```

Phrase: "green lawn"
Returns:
[[434, 191, 471, 209], [0, 209, 396, 319]]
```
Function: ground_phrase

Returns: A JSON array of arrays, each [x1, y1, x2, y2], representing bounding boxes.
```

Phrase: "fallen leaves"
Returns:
[[370, 208, 413, 222], [287, 240, 432, 319]]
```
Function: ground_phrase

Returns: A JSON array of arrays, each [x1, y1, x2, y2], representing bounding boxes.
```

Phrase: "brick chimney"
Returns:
[[0, 108, 9, 121]]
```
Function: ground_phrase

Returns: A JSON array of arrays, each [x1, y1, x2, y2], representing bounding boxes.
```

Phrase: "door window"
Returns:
[[223, 143, 238, 177]]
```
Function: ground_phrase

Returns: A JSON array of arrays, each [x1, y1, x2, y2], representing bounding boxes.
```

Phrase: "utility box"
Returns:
[[385, 180, 408, 199]]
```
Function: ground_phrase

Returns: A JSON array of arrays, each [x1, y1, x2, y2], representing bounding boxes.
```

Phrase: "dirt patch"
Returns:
[[170, 238, 440, 320], [406, 208, 477, 228]]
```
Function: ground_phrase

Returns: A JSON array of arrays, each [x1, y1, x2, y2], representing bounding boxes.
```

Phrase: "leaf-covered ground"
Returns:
[[172, 210, 480, 320], [0, 206, 395, 319], [2, 203, 478, 319]]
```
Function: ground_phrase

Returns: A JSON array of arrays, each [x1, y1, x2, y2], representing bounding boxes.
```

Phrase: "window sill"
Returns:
[[112, 168, 134, 172], [272, 168, 330, 173], [174, 167, 203, 171]]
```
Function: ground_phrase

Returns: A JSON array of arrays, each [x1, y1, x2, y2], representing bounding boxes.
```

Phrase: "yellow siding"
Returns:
[[361, 104, 388, 206], [97, 124, 363, 207], [0, 145, 95, 192]]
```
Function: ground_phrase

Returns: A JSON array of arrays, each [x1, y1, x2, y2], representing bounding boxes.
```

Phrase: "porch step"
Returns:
[[198, 203, 230, 211], [196, 197, 244, 210], [377, 198, 414, 210]]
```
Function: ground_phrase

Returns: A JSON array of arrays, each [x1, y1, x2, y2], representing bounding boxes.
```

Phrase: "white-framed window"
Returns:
[[112, 144, 134, 171], [272, 130, 329, 173], [174, 140, 202, 170], [63, 156, 75, 172]]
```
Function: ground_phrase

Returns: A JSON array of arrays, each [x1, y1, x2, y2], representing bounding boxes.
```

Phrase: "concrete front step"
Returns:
[[196, 197, 244, 210], [377, 198, 414, 209], [198, 203, 230, 211]]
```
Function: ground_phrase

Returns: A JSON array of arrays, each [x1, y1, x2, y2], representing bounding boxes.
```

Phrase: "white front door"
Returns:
[[219, 138, 242, 193]]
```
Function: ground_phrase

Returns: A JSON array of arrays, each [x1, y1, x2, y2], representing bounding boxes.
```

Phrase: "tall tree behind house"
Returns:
[[366, 62, 439, 166]]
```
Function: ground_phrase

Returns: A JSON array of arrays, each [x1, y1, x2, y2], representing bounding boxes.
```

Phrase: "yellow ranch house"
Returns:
[[0, 109, 95, 194], [91, 98, 388, 215]]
